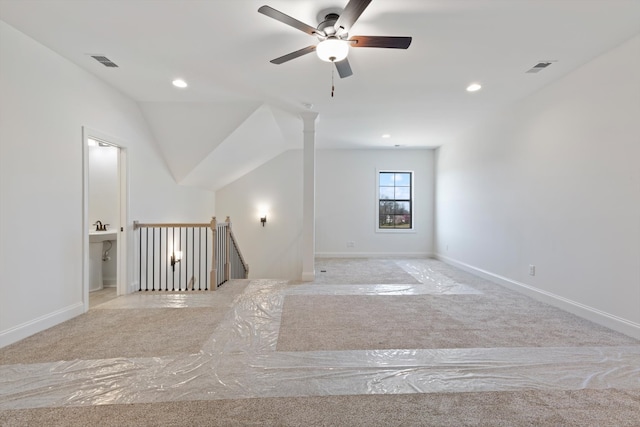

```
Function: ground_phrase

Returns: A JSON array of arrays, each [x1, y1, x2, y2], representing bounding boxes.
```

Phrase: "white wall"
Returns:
[[0, 21, 215, 347], [215, 150, 303, 280], [317, 149, 434, 258], [435, 35, 640, 338]]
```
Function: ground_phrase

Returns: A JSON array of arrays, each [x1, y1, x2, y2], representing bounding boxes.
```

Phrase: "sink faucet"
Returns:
[[93, 221, 109, 231]]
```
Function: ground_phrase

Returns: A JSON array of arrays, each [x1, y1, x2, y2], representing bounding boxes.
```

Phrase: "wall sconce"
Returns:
[[171, 250, 182, 271], [258, 205, 269, 227]]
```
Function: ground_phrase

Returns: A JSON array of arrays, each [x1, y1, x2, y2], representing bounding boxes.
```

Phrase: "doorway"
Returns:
[[82, 127, 129, 312]]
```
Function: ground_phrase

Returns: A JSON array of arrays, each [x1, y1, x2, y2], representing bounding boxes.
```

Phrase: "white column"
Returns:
[[301, 112, 319, 281]]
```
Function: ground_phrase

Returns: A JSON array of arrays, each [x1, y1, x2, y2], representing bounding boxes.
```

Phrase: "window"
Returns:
[[377, 171, 413, 230]]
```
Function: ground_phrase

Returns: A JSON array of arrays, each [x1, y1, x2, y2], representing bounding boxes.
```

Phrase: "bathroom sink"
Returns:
[[89, 230, 117, 243]]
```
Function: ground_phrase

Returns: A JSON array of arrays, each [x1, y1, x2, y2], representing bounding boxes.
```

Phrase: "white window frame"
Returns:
[[375, 169, 415, 233]]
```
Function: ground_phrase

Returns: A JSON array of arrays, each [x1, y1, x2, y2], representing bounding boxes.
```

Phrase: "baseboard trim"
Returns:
[[435, 254, 640, 340], [316, 252, 432, 259], [103, 278, 117, 287], [0, 302, 85, 348]]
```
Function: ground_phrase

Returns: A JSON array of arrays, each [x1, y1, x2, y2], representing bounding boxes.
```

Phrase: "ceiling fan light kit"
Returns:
[[258, 0, 412, 79], [316, 38, 349, 62]]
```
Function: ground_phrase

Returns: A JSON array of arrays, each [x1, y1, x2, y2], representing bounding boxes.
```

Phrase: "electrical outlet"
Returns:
[[347, 241, 355, 248], [529, 265, 536, 276]]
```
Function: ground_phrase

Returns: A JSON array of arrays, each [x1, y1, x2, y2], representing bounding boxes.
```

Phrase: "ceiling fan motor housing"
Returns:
[[317, 13, 342, 39]]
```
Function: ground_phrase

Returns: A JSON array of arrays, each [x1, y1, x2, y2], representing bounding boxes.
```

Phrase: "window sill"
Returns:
[[376, 228, 417, 234]]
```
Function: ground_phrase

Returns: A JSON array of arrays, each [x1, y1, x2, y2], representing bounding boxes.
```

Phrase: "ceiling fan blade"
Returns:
[[270, 45, 317, 64], [335, 58, 353, 78], [258, 5, 324, 36], [334, 0, 372, 33], [350, 35, 412, 49]]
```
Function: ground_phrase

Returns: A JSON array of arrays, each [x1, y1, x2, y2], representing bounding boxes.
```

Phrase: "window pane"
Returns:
[[393, 215, 411, 228], [379, 200, 395, 214], [395, 187, 410, 200], [379, 214, 394, 228], [395, 201, 410, 214], [394, 173, 411, 186], [379, 187, 395, 199], [379, 173, 395, 186]]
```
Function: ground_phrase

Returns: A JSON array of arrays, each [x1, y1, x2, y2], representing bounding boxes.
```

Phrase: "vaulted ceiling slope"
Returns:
[[1, 0, 639, 189], [179, 103, 302, 191], [139, 102, 301, 190]]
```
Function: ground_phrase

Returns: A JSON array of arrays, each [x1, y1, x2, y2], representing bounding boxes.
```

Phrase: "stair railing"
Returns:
[[214, 216, 249, 287], [134, 216, 248, 291]]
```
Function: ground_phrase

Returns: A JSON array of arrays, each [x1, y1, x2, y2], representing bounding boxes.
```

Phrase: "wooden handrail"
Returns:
[[134, 221, 210, 229]]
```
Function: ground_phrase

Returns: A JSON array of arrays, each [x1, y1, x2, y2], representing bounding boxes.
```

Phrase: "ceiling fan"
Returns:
[[258, 0, 412, 78]]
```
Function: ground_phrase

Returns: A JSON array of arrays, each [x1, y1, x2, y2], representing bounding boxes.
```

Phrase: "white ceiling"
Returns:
[[1, 0, 639, 190]]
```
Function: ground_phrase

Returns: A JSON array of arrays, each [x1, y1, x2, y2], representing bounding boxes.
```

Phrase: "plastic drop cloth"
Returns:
[[94, 292, 224, 309], [1, 262, 639, 410]]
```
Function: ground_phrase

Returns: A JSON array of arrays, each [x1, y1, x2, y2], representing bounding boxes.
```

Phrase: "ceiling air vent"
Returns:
[[91, 55, 119, 68], [526, 62, 554, 74]]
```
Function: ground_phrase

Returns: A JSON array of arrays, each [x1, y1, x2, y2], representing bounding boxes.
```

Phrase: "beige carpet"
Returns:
[[2, 389, 640, 427], [0, 283, 249, 365], [278, 295, 470, 351], [313, 258, 421, 284], [0, 308, 220, 364], [277, 293, 636, 351]]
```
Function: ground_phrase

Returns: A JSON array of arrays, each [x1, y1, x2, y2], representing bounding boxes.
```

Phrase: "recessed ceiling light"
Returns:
[[172, 79, 188, 88], [382, 134, 391, 139], [466, 83, 482, 92]]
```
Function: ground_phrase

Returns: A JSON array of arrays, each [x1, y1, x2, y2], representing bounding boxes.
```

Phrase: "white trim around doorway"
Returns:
[[82, 127, 130, 312]]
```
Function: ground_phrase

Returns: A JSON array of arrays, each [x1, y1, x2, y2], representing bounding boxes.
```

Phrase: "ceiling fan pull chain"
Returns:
[[331, 65, 335, 98]]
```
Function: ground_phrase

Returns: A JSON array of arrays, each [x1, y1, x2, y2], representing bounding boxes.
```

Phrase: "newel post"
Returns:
[[224, 216, 231, 283], [210, 216, 217, 291]]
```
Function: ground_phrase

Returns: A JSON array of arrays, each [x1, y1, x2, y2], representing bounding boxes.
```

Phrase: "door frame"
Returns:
[[82, 126, 130, 311]]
